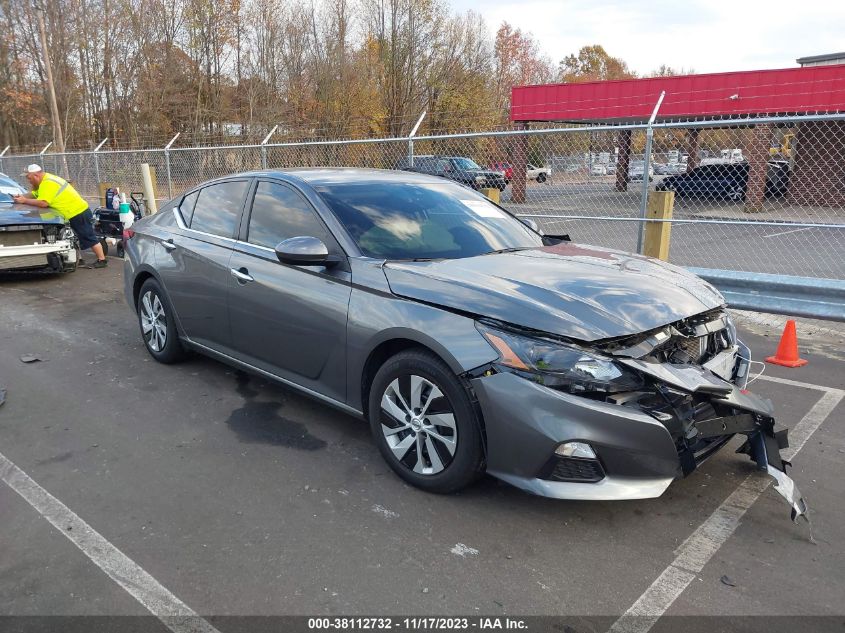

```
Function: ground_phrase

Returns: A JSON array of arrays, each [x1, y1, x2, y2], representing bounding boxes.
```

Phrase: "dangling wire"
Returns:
[[737, 352, 766, 387]]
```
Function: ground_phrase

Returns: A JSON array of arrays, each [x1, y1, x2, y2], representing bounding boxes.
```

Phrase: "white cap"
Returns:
[[21, 164, 43, 175]]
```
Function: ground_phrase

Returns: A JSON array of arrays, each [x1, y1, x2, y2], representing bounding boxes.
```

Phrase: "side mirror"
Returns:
[[521, 218, 544, 235], [274, 236, 330, 265]]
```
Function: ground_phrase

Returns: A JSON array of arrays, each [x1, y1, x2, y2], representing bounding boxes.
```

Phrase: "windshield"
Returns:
[[452, 158, 481, 170], [0, 192, 14, 203], [316, 181, 543, 260]]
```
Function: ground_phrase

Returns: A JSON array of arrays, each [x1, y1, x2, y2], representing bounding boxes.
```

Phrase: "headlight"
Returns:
[[477, 324, 644, 394], [60, 226, 75, 241]]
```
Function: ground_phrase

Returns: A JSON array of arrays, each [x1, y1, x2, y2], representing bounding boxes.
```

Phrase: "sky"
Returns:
[[450, 0, 845, 75]]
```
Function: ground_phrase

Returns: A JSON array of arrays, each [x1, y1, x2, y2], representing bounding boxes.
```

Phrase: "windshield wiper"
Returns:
[[481, 247, 533, 256]]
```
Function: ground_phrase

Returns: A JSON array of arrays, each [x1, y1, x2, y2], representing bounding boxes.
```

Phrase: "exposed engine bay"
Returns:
[[599, 309, 807, 521]]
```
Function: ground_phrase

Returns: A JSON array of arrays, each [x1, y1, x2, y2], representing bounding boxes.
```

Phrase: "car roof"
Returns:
[[232, 167, 463, 187]]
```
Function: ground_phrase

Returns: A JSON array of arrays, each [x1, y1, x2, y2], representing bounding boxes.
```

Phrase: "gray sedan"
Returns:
[[123, 168, 805, 518]]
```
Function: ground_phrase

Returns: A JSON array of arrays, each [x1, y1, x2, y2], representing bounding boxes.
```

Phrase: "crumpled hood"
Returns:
[[383, 242, 725, 342], [0, 204, 65, 226]]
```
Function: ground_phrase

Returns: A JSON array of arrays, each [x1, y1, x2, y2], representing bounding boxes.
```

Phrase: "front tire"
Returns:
[[536, 173, 547, 183], [368, 350, 484, 493], [137, 278, 186, 363]]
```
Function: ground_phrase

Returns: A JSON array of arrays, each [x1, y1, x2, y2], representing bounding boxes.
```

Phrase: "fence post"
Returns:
[[92, 137, 108, 187], [39, 141, 53, 168], [260, 125, 278, 170], [407, 111, 427, 166], [636, 91, 665, 254], [0, 145, 8, 174], [163, 133, 180, 200]]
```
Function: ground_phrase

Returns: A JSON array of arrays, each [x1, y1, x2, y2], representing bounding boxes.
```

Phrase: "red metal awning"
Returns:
[[510, 65, 845, 123]]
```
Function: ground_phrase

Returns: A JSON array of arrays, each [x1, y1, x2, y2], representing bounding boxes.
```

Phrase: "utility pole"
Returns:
[[36, 6, 65, 157]]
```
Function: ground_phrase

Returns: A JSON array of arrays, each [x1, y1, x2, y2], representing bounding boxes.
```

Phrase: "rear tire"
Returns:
[[137, 278, 186, 364], [368, 350, 485, 493], [537, 173, 547, 183]]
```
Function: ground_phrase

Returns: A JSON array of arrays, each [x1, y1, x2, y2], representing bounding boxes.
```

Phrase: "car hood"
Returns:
[[463, 169, 504, 178], [382, 242, 725, 342], [0, 204, 66, 226]]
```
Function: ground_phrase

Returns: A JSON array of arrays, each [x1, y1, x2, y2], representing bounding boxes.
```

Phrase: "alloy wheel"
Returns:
[[379, 375, 457, 475], [140, 290, 167, 352]]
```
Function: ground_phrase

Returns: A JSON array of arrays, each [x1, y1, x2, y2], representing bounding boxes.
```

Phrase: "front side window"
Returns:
[[190, 180, 249, 238], [247, 181, 330, 249], [316, 181, 543, 260]]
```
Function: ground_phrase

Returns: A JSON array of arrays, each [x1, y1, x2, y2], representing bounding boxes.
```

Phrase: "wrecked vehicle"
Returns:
[[122, 168, 805, 519], [0, 186, 78, 273]]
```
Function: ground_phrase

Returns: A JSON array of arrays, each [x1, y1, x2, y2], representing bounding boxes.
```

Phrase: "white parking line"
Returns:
[[0, 451, 220, 633], [609, 378, 844, 633], [763, 227, 810, 238]]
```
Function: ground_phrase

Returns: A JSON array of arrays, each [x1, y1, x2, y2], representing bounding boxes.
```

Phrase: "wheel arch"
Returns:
[[358, 332, 489, 460], [131, 267, 188, 339], [359, 330, 472, 419]]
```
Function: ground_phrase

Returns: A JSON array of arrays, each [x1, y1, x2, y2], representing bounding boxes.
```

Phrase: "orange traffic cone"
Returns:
[[765, 320, 808, 367]]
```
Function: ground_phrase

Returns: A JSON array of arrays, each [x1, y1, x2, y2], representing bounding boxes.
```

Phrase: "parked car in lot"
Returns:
[[122, 167, 806, 519], [527, 163, 552, 183], [654, 162, 686, 176], [590, 163, 607, 176], [489, 161, 513, 183], [0, 192, 78, 273], [627, 160, 654, 182], [396, 155, 507, 191], [655, 161, 789, 200]]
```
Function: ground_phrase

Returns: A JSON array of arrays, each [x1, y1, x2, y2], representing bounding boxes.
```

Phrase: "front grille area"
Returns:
[[539, 456, 605, 483], [0, 229, 43, 247]]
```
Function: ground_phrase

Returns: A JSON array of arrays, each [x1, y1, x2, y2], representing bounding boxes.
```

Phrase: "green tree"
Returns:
[[558, 45, 635, 83]]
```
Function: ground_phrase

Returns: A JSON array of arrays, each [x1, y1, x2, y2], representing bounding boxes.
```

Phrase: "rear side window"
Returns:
[[190, 181, 249, 238], [247, 181, 331, 249]]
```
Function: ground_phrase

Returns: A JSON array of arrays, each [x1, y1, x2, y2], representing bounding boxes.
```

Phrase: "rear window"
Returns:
[[190, 180, 249, 238]]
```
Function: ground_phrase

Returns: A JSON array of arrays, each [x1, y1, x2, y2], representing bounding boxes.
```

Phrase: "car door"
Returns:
[[227, 179, 352, 404], [157, 179, 250, 353]]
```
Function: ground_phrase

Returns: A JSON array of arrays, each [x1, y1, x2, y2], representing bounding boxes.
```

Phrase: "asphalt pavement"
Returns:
[[1, 263, 843, 633]]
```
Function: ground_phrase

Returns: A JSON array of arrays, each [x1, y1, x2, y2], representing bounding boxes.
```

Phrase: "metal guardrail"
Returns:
[[688, 268, 845, 322]]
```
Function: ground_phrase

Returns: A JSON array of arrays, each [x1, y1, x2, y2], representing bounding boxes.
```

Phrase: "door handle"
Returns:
[[162, 239, 176, 251], [230, 267, 254, 283]]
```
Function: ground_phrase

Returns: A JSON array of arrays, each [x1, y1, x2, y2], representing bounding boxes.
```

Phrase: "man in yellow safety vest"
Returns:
[[13, 164, 107, 268]]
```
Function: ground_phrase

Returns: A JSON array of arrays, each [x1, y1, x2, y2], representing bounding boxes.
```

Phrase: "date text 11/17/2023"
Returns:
[[307, 617, 529, 630]]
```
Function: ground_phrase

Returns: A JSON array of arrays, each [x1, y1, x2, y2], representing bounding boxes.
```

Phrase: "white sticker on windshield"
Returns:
[[461, 199, 505, 218]]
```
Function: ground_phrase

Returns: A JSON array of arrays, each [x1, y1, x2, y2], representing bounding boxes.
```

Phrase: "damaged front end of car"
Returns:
[[471, 310, 807, 521]]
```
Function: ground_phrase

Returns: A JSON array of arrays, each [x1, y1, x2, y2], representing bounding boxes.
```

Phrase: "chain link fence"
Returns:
[[2, 113, 843, 335]]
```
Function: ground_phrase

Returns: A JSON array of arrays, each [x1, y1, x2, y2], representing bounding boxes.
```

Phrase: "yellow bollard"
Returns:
[[643, 190, 674, 261], [480, 187, 500, 204], [141, 163, 159, 214], [98, 182, 114, 207]]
